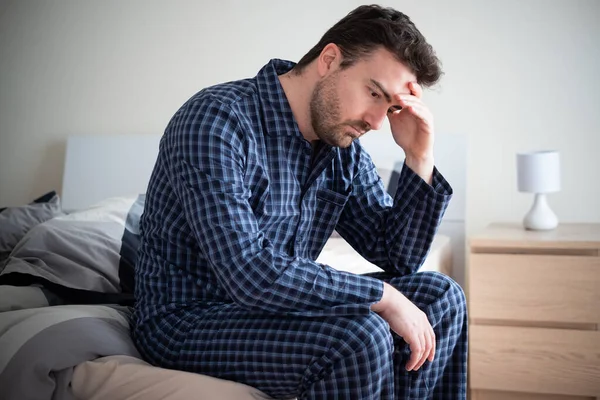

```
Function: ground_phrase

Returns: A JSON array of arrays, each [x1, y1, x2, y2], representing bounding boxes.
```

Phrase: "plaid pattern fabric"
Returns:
[[133, 59, 466, 398], [134, 271, 467, 399]]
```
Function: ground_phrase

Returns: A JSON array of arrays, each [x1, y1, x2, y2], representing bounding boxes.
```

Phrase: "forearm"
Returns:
[[214, 244, 385, 313], [338, 163, 452, 276], [385, 164, 452, 274]]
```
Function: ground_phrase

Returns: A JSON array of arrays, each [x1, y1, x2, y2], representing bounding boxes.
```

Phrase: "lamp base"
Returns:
[[523, 193, 558, 231]]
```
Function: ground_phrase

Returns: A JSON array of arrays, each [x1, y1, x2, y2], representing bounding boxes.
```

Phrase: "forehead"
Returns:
[[348, 48, 416, 95]]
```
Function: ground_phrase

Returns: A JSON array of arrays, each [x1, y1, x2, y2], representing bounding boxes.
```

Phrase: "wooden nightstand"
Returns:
[[468, 223, 600, 400]]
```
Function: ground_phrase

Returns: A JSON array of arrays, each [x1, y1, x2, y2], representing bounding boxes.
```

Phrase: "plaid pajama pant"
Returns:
[[133, 270, 467, 399]]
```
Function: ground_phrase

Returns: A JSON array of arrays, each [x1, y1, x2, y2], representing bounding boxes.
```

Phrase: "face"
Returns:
[[309, 47, 417, 148]]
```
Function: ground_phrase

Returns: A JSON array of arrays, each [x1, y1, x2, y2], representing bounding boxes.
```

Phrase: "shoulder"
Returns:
[[187, 77, 258, 111], [167, 78, 260, 135], [169, 78, 259, 129], [162, 80, 263, 164], [197, 78, 258, 107]]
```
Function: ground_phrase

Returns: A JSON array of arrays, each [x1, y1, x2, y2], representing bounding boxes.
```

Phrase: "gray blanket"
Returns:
[[0, 195, 146, 400], [0, 304, 139, 400]]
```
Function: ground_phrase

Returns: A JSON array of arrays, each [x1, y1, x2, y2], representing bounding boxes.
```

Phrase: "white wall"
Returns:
[[1, 0, 599, 250]]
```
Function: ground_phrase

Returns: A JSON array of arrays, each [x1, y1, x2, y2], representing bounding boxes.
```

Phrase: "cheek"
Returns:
[[336, 87, 366, 120]]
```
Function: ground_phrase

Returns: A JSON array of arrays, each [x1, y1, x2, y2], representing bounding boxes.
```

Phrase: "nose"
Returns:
[[363, 106, 388, 131]]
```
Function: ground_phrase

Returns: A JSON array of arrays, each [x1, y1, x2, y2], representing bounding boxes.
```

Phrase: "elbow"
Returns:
[[223, 270, 273, 310]]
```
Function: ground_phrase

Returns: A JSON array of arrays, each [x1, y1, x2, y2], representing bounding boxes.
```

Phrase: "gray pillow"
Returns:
[[0, 193, 64, 257]]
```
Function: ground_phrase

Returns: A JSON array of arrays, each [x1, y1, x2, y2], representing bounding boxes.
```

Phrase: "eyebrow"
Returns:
[[369, 79, 392, 103], [370, 79, 405, 112]]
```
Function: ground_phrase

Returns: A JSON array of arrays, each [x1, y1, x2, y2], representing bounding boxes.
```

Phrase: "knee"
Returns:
[[419, 271, 467, 311], [344, 313, 393, 362], [443, 273, 466, 310], [301, 314, 394, 394]]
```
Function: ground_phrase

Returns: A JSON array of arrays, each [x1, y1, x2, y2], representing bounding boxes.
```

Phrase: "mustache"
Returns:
[[346, 121, 370, 134]]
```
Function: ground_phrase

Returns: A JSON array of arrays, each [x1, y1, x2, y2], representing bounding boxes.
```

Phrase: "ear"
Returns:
[[317, 43, 342, 78]]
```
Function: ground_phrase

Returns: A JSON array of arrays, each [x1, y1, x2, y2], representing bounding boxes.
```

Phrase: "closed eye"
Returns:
[[368, 86, 382, 99]]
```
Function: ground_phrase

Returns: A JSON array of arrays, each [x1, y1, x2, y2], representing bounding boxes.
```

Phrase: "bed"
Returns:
[[0, 133, 466, 400]]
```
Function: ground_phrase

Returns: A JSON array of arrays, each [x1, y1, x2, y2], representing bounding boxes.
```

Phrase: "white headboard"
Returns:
[[61, 133, 467, 286], [61, 134, 162, 212]]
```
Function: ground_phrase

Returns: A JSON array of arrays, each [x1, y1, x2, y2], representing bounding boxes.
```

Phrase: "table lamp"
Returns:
[[516, 150, 561, 230]]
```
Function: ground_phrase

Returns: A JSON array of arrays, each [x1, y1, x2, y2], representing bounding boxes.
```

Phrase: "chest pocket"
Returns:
[[312, 186, 352, 246], [316, 187, 351, 207]]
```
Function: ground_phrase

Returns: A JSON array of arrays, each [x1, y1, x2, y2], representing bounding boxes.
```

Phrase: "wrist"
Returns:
[[405, 155, 434, 185], [371, 282, 393, 313], [405, 151, 434, 166]]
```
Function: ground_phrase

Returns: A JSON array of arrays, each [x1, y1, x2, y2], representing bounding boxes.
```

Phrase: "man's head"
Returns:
[[293, 5, 442, 148]]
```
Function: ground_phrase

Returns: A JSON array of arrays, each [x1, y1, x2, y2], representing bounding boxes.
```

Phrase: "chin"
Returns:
[[319, 131, 355, 148], [335, 134, 355, 149]]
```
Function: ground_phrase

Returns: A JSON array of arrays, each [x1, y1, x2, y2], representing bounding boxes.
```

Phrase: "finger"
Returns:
[[405, 336, 422, 371], [402, 103, 432, 124], [429, 327, 436, 362], [397, 96, 426, 109], [395, 93, 422, 106], [388, 95, 422, 115], [387, 105, 403, 115], [415, 332, 430, 371], [417, 330, 433, 369], [409, 81, 423, 99], [394, 96, 427, 115], [418, 333, 427, 368], [406, 339, 423, 371]]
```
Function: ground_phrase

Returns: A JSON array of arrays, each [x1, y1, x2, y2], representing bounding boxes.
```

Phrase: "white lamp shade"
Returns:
[[516, 150, 561, 193]]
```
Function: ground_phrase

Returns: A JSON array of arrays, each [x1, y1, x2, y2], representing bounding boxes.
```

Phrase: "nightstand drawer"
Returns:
[[470, 325, 600, 397], [470, 254, 600, 326]]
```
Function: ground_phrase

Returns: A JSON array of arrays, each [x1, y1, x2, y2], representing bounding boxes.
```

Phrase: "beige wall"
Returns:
[[1, 0, 599, 235]]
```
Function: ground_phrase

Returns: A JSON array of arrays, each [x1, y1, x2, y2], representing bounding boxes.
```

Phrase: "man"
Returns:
[[133, 4, 467, 399]]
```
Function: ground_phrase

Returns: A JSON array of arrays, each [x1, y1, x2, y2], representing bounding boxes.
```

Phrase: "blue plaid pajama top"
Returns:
[[133, 59, 453, 326]]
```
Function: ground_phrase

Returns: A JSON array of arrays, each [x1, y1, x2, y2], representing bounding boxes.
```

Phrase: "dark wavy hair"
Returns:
[[294, 4, 443, 87]]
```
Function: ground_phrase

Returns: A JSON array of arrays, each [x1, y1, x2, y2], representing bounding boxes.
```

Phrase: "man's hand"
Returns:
[[372, 282, 436, 371], [388, 81, 435, 183]]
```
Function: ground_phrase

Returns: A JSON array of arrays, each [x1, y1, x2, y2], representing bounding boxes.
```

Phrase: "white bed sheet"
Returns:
[[317, 234, 452, 276]]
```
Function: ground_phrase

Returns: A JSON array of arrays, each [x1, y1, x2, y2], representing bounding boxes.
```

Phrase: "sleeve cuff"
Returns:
[[398, 163, 453, 203], [354, 274, 385, 305], [324, 267, 385, 307]]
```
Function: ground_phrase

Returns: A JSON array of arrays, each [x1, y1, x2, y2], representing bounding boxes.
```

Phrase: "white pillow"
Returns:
[[59, 196, 138, 224]]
